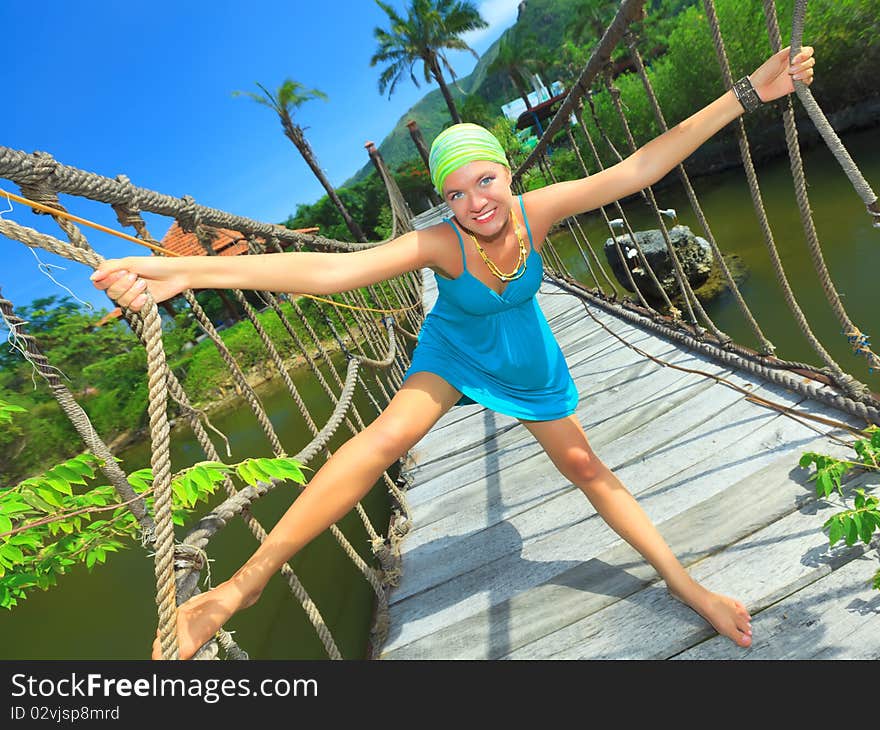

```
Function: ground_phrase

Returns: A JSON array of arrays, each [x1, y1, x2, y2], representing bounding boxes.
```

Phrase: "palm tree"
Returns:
[[371, 0, 488, 125], [233, 80, 367, 242], [488, 32, 537, 110]]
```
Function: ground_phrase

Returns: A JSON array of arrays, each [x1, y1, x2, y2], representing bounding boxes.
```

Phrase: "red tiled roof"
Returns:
[[159, 221, 321, 257], [160, 221, 251, 257]]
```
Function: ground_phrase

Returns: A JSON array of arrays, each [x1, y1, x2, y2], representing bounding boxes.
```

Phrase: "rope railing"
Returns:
[[0, 134, 423, 659], [501, 0, 880, 424]]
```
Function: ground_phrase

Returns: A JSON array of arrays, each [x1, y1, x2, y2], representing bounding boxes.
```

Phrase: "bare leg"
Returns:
[[519, 414, 753, 649], [154, 372, 462, 660]]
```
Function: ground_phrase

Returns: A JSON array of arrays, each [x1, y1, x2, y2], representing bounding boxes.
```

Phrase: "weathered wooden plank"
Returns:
[[502, 452, 874, 659], [392, 390, 868, 644], [383, 388, 854, 652], [383, 432, 865, 658], [674, 547, 880, 660], [386, 268, 874, 660], [386, 375, 811, 616], [404, 328, 670, 490], [404, 339, 723, 511]]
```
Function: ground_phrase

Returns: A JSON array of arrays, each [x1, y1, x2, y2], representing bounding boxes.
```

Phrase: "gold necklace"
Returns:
[[464, 209, 528, 282]]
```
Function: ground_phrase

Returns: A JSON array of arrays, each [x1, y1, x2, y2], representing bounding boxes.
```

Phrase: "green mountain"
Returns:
[[345, 0, 588, 186]]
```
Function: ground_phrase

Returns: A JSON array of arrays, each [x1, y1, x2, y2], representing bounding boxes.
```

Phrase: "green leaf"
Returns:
[[43, 475, 73, 496], [64, 457, 96, 480], [20, 491, 54, 513], [236, 462, 259, 487], [0, 544, 24, 564], [0, 516, 12, 535], [0, 501, 33, 516], [255, 458, 282, 479], [246, 460, 272, 483], [172, 480, 189, 506], [50, 465, 85, 486], [817, 471, 833, 498], [9, 534, 41, 548], [183, 478, 199, 507], [273, 459, 306, 484], [845, 517, 858, 547], [86, 551, 96, 570], [195, 461, 232, 472], [828, 517, 844, 545], [190, 466, 213, 492], [35, 488, 63, 508]]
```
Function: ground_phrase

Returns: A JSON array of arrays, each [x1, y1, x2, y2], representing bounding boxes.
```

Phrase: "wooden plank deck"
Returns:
[[380, 262, 880, 660]]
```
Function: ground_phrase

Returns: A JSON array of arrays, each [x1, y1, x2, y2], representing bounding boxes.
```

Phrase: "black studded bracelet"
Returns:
[[732, 75, 763, 113]]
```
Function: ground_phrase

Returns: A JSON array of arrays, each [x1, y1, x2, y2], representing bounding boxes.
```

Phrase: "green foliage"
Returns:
[[799, 425, 880, 591], [0, 288, 366, 481], [576, 0, 880, 162], [232, 79, 328, 120], [285, 168, 393, 240], [0, 402, 307, 609], [459, 93, 495, 128], [0, 402, 26, 425], [393, 158, 436, 215], [345, 0, 879, 192], [370, 0, 488, 118]]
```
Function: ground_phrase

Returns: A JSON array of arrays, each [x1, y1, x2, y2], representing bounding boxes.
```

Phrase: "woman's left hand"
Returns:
[[749, 45, 815, 103]]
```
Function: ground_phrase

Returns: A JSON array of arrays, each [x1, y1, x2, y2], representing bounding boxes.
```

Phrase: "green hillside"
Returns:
[[346, 0, 589, 186]]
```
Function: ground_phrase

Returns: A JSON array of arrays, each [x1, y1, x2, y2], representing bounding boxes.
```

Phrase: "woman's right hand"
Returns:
[[90, 257, 190, 312]]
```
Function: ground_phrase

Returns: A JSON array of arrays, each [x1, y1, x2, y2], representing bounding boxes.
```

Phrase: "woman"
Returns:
[[92, 46, 815, 659]]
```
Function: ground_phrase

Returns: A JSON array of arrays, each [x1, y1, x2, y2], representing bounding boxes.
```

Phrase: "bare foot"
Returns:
[[151, 581, 259, 660], [671, 583, 753, 648]]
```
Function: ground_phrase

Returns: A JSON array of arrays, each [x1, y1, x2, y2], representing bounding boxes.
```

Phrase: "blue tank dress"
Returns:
[[403, 195, 579, 421]]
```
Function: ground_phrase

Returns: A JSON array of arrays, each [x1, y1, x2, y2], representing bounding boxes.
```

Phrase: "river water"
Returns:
[[2, 126, 876, 659], [1, 348, 402, 659], [551, 125, 879, 387]]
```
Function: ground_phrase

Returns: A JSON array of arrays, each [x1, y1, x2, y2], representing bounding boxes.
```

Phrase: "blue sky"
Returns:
[[0, 0, 521, 316]]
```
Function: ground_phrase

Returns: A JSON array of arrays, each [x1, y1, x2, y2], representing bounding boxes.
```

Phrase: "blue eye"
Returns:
[[480, 176, 494, 186], [450, 191, 463, 201]]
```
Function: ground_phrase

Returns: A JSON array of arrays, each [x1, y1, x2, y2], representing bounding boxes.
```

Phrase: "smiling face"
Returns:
[[442, 161, 514, 240]]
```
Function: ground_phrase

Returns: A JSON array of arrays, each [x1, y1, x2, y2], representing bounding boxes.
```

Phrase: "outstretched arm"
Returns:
[[526, 45, 815, 226], [91, 229, 438, 312]]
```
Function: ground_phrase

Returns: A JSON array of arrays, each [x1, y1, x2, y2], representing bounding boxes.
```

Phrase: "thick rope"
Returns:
[[626, 31, 774, 354], [789, 0, 879, 219], [550, 274, 880, 425], [572, 106, 659, 310], [513, 0, 647, 181], [763, 0, 879, 381], [701, 0, 851, 377], [0, 147, 373, 253], [0, 217, 182, 660], [580, 96, 678, 315], [603, 71, 706, 332]]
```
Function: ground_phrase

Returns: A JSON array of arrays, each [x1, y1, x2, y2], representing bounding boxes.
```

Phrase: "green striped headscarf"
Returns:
[[429, 123, 510, 195]]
